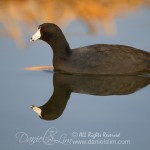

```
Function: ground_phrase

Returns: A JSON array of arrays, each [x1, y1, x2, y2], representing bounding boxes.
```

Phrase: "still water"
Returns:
[[1, 8, 150, 150]]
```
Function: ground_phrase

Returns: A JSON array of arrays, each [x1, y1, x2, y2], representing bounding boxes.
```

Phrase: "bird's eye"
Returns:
[[38, 25, 46, 32], [41, 27, 46, 32]]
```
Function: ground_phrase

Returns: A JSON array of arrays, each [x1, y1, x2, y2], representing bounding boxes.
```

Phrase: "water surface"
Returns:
[[0, 8, 150, 150]]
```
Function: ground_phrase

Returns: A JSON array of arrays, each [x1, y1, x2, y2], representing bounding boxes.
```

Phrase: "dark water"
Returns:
[[1, 8, 150, 150]]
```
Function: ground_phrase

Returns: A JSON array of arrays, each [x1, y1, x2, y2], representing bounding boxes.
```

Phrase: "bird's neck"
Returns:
[[47, 35, 72, 57], [45, 35, 72, 70]]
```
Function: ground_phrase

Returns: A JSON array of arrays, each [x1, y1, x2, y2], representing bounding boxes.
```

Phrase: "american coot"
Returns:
[[30, 23, 150, 75]]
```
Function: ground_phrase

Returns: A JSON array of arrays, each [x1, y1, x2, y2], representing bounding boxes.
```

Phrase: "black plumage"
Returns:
[[31, 23, 150, 75]]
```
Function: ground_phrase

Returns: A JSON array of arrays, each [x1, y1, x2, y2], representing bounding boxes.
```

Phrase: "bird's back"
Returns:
[[63, 44, 150, 75]]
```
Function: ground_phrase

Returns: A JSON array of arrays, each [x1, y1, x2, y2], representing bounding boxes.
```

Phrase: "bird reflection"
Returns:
[[31, 73, 150, 120]]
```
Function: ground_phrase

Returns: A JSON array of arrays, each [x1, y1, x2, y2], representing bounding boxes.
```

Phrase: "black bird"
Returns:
[[30, 23, 150, 75]]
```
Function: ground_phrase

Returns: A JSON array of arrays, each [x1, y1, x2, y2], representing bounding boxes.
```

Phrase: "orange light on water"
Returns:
[[0, 0, 149, 43]]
